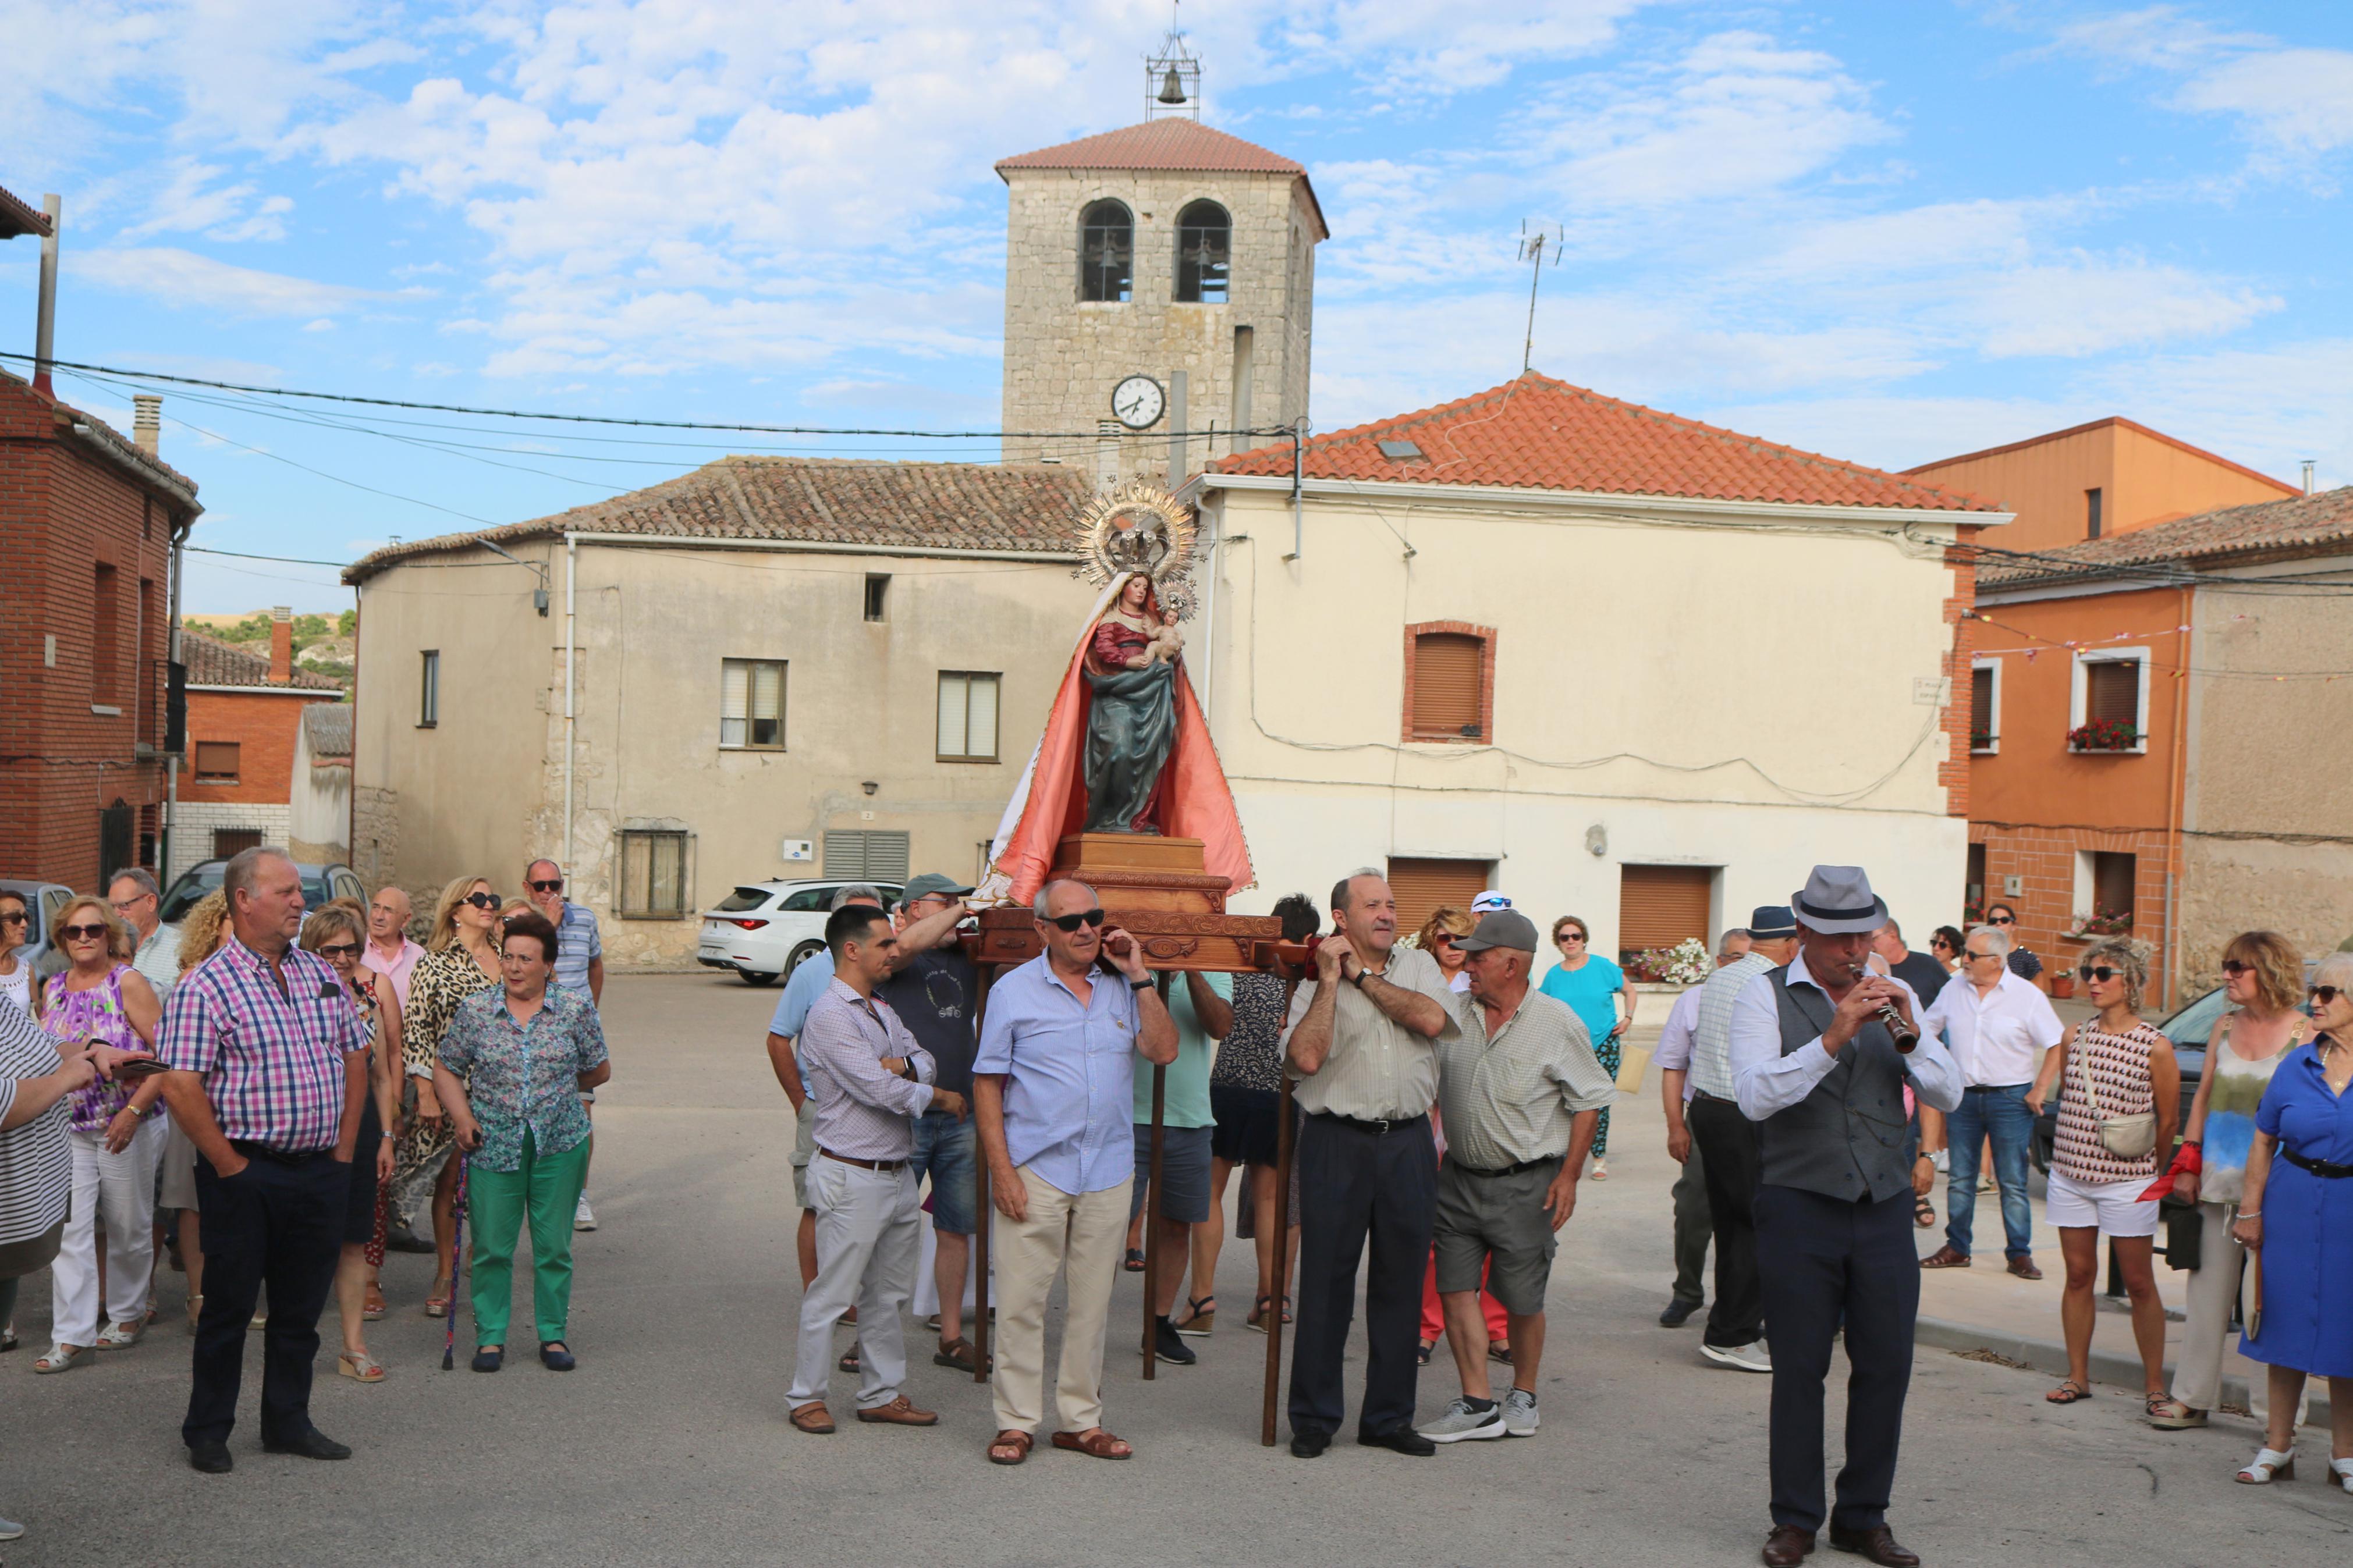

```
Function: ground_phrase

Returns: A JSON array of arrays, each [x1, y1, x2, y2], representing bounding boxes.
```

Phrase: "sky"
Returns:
[[5, 0, 2352, 613]]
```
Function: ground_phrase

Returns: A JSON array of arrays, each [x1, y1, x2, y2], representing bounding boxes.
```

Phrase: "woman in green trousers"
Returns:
[[434, 909, 610, 1373]]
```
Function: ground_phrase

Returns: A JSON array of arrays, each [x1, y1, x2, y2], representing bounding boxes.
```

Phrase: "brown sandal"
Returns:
[[789, 1402, 836, 1434], [934, 1337, 990, 1374], [987, 1430, 1033, 1466], [1052, 1427, 1133, 1460], [2045, 1379, 2090, 1405]]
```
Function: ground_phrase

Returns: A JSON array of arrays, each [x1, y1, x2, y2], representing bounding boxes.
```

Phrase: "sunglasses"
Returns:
[[2078, 965, 2121, 983], [1989, 915, 2015, 925], [1558, 931, 1587, 943], [1044, 908, 1107, 933], [2220, 960, 2251, 977], [317, 942, 361, 959], [1966, 949, 1999, 962], [2311, 985, 2344, 1007], [528, 879, 563, 894], [461, 892, 501, 910], [61, 922, 111, 942], [0, 911, 25, 926], [1431, 933, 1457, 946]]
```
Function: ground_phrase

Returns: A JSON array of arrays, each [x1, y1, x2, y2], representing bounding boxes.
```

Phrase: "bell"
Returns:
[[1158, 65, 1186, 105]]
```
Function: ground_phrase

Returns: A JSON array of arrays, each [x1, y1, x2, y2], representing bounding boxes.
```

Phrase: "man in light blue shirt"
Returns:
[[764, 886, 885, 1292], [526, 859, 604, 1230], [972, 879, 1174, 1463]]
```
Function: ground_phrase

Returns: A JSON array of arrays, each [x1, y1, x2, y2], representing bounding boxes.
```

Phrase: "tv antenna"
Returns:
[[1516, 221, 1564, 374]]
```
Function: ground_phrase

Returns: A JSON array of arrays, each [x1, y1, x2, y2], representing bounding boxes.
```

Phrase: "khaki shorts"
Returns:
[[1432, 1155, 1561, 1316], [792, 1097, 815, 1210]]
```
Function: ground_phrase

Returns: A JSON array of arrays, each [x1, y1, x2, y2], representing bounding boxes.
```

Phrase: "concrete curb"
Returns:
[[1917, 1314, 2334, 1427]]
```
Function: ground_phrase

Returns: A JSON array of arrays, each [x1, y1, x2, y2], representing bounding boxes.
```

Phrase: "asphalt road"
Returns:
[[5, 975, 2345, 1567]]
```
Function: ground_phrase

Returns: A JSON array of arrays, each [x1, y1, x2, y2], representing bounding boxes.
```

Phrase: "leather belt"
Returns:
[[228, 1139, 333, 1165], [1309, 1111, 1427, 1137], [820, 1148, 908, 1173], [2283, 1146, 2353, 1181], [1690, 1090, 1736, 1105], [1453, 1154, 1560, 1178]]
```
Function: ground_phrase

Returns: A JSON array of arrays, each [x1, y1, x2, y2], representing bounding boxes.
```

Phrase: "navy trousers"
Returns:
[[1755, 1183, 1919, 1534], [185, 1152, 346, 1448], [1286, 1113, 1436, 1440]]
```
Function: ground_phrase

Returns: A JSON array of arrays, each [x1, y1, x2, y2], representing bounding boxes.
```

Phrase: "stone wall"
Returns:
[[2180, 834, 2353, 993]]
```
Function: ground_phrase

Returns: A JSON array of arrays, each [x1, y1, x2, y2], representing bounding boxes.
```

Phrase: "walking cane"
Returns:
[[441, 1153, 470, 1370]]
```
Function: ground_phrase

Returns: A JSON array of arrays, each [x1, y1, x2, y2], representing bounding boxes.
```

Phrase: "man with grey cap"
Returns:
[[1730, 867, 1962, 1568], [1416, 908, 1614, 1444]]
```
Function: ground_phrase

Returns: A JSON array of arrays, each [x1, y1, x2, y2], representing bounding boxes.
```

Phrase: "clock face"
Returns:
[[1111, 375, 1166, 430]]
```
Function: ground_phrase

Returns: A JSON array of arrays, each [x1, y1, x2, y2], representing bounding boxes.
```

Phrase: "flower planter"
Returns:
[[2049, 974, 2077, 999]]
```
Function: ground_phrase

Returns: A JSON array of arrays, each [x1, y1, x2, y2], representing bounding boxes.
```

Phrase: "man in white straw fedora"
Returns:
[[1727, 867, 1962, 1568]]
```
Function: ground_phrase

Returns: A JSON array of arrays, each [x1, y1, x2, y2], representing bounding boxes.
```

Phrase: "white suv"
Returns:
[[695, 879, 904, 986]]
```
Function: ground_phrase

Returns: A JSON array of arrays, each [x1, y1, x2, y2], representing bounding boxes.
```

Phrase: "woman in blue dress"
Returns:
[[2230, 952, 2353, 1492], [1538, 916, 1633, 1178]]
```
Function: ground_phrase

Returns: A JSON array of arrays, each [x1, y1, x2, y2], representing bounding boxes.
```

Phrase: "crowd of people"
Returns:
[[4, 848, 2350, 1560]]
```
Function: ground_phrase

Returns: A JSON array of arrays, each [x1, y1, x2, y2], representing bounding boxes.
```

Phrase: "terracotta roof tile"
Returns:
[[996, 119, 1304, 176], [1213, 372, 1997, 512], [345, 458, 1095, 583], [181, 630, 342, 691], [1977, 486, 2353, 586], [0, 183, 51, 240]]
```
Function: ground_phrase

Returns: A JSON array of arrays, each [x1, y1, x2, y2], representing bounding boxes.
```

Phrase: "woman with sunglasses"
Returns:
[[2147, 933, 2311, 1432], [299, 904, 402, 1381], [32, 898, 166, 1373], [1928, 926, 1966, 975], [2228, 954, 2353, 1491], [395, 876, 506, 1318], [1982, 904, 2044, 984], [2027, 939, 2178, 1411], [1539, 916, 1632, 1180], [0, 890, 33, 1020]]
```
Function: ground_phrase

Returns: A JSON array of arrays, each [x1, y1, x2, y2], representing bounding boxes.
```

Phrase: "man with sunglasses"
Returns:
[[1918, 924, 2062, 1279], [972, 880, 1176, 1466], [524, 861, 603, 1231], [108, 869, 178, 1005]]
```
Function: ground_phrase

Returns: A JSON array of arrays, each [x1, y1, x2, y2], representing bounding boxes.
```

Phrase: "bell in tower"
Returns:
[[1144, 28, 1199, 120]]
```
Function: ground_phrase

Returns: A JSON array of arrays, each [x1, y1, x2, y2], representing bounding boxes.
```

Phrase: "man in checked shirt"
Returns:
[[785, 902, 967, 1435]]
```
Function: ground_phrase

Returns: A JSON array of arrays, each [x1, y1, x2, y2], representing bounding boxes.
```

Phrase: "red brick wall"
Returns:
[[1968, 822, 2178, 1006], [181, 690, 331, 805], [0, 378, 178, 889]]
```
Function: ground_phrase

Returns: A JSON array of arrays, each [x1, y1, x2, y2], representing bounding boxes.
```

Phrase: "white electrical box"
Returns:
[[780, 838, 813, 863], [2003, 875, 2024, 897]]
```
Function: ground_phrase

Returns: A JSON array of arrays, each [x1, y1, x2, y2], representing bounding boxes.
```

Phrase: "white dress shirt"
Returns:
[[1729, 948, 1962, 1121], [1652, 984, 1705, 1104], [1919, 968, 2063, 1087]]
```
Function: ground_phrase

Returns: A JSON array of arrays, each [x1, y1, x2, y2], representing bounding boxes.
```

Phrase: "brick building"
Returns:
[[169, 617, 344, 879], [0, 367, 198, 890]]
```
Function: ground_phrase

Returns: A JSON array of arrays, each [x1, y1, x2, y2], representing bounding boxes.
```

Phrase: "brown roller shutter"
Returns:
[[1411, 633, 1484, 739], [1969, 667, 1994, 738], [1617, 865, 1713, 963], [1385, 857, 1490, 939], [2085, 661, 2139, 728]]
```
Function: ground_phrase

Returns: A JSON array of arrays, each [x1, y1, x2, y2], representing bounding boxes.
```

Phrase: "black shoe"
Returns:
[[538, 1342, 576, 1371], [471, 1347, 503, 1373], [187, 1439, 233, 1474], [261, 1428, 350, 1462], [1659, 1296, 1703, 1328], [1289, 1430, 1330, 1459], [1357, 1426, 1437, 1457], [1154, 1316, 1197, 1367], [384, 1224, 436, 1255]]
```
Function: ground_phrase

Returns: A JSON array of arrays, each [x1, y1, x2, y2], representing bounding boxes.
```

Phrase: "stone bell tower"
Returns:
[[995, 36, 1326, 486]]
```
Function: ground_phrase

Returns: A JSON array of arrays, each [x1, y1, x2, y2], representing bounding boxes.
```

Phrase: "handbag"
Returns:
[[2072, 1039, 2156, 1160]]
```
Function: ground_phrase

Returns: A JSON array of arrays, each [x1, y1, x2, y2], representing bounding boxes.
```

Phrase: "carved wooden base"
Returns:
[[971, 832, 1281, 973]]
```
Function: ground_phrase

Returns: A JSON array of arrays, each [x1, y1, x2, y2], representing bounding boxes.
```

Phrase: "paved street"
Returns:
[[8, 976, 2347, 1567]]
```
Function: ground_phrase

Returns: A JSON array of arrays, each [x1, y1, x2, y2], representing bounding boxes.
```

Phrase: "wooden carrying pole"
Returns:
[[1141, 972, 1170, 1379], [1260, 1071, 1295, 1445], [970, 963, 998, 1385]]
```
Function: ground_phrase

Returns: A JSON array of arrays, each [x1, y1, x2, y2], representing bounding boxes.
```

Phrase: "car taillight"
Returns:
[[727, 919, 769, 931]]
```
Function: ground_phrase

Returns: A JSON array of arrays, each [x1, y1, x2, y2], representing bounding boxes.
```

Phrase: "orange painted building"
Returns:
[[1910, 417, 2295, 556], [169, 616, 343, 879]]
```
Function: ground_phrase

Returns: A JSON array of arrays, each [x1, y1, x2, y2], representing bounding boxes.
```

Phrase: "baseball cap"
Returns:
[[1455, 909, 1538, 953], [900, 873, 974, 904], [1469, 890, 1512, 914]]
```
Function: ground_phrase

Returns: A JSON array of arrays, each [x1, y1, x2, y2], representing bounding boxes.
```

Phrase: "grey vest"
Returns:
[[1757, 966, 1917, 1203]]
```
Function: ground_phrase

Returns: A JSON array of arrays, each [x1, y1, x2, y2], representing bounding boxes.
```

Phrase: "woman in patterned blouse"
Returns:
[[2028, 938, 2180, 1411], [1205, 893, 1318, 1334], [396, 874, 505, 1317]]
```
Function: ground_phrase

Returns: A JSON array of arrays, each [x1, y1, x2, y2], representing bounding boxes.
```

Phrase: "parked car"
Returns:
[[158, 858, 367, 940], [0, 879, 83, 980], [695, 880, 905, 986]]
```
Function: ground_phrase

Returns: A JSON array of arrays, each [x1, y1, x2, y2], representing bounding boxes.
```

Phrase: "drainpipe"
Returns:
[[164, 509, 189, 877], [1283, 420, 1304, 561], [563, 534, 577, 874], [347, 585, 361, 872], [2162, 584, 2192, 1009], [33, 195, 58, 395]]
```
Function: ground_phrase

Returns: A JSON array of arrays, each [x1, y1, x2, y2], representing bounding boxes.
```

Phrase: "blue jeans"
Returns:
[[1944, 1084, 2035, 1260], [908, 1110, 977, 1236]]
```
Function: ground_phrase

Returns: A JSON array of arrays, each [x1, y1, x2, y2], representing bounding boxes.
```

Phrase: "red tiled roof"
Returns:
[[1905, 415, 2295, 496], [0, 183, 51, 240], [1213, 372, 2000, 513], [1977, 485, 2353, 586], [181, 630, 342, 691], [997, 119, 1304, 176]]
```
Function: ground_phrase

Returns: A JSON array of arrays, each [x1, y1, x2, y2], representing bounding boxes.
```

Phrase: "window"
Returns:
[[823, 830, 910, 884], [2086, 487, 2104, 541], [212, 828, 262, 859], [721, 658, 787, 750], [2070, 650, 2148, 752], [864, 574, 890, 623], [419, 650, 439, 727], [1969, 659, 2000, 752], [1618, 864, 1715, 968], [1404, 624, 1495, 742], [1385, 857, 1490, 940], [617, 829, 690, 918], [1174, 200, 1230, 303], [1080, 199, 1134, 303], [937, 671, 1002, 762], [2085, 850, 2136, 933], [1965, 842, 1988, 923], [92, 564, 119, 704], [193, 741, 241, 784], [778, 886, 833, 913]]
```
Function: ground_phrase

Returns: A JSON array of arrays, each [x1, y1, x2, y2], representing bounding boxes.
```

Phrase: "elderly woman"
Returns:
[[397, 875, 506, 1317], [2028, 938, 2178, 1411], [0, 889, 34, 1019], [1541, 915, 1632, 1179], [33, 898, 166, 1373], [298, 905, 402, 1382], [434, 909, 609, 1373], [2228, 953, 2353, 1491], [1416, 906, 1476, 994], [2149, 932, 2312, 1431]]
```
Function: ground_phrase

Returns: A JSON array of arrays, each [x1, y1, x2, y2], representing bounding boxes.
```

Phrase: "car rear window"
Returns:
[[779, 887, 832, 913], [714, 887, 775, 913]]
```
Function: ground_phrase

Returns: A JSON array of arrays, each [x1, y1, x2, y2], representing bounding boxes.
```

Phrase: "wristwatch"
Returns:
[[1348, 965, 1369, 990], [1129, 977, 1154, 993]]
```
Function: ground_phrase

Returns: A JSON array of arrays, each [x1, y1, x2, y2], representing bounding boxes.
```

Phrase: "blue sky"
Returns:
[[6, 0, 2351, 613]]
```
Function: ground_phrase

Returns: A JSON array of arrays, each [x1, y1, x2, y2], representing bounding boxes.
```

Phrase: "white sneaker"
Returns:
[[574, 1193, 597, 1231], [1930, 1150, 1950, 1173], [1418, 1397, 1507, 1443], [1501, 1388, 1540, 1437], [1701, 1340, 1773, 1374], [0, 1514, 23, 1542]]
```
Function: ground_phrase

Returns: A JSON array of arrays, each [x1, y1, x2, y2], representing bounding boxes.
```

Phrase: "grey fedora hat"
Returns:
[[1789, 866, 1889, 934]]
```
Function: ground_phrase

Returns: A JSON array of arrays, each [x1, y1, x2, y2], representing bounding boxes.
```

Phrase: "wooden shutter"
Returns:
[[1411, 634, 1483, 739], [212, 827, 262, 859], [2085, 661, 2139, 727], [2092, 852, 2135, 921], [1969, 667, 1994, 737], [1385, 857, 1489, 938], [193, 741, 240, 782], [1617, 865, 1713, 959]]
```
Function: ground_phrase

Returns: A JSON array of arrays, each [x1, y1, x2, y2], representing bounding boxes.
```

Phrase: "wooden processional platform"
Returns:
[[957, 834, 1310, 1446]]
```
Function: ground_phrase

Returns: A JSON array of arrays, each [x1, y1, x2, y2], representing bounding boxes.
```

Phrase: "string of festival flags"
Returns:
[[1961, 610, 2343, 683]]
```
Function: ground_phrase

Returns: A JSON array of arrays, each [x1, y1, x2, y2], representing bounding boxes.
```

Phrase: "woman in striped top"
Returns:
[[2028, 938, 2180, 1411]]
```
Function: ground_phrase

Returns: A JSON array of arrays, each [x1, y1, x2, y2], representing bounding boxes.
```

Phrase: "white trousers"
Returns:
[[786, 1157, 920, 1409], [991, 1167, 1131, 1437], [2170, 1200, 2311, 1425], [51, 1118, 166, 1346]]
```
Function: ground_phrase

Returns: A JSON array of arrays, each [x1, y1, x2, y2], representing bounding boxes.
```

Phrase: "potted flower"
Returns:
[[2050, 970, 2077, 999], [2063, 908, 2135, 940], [1969, 729, 1997, 750], [2068, 718, 2141, 752]]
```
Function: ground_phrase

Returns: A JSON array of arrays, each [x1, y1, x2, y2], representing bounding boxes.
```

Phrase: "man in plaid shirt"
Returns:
[[156, 849, 370, 1475]]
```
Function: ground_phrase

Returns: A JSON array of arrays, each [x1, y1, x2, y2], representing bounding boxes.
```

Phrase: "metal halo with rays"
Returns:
[[1075, 479, 1201, 622]]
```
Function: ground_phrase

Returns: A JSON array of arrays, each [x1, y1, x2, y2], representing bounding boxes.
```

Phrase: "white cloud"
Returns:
[[2179, 48, 2353, 156], [1966, 256, 2280, 358], [70, 247, 404, 317]]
